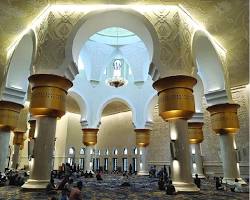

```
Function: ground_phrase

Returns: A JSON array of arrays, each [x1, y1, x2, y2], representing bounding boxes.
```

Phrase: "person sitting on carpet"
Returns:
[[215, 177, 224, 190], [231, 178, 243, 192], [96, 171, 103, 181], [166, 180, 177, 195], [158, 176, 165, 190], [69, 181, 83, 200]]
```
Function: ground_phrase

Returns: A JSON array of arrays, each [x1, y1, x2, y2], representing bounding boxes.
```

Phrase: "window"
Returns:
[[105, 149, 109, 155], [132, 158, 137, 172], [123, 148, 127, 155], [90, 148, 93, 155], [122, 158, 128, 172], [134, 147, 137, 155], [97, 149, 101, 156], [104, 158, 108, 171], [80, 148, 85, 155], [114, 149, 118, 155], [113, 158, 118, 171], [67, 157, 73, 165], [96, 158, 100, 170], [79, 158, 84, 169], [69, 147, 75, 155]]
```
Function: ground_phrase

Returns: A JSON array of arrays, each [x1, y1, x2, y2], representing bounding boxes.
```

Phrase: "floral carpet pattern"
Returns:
[[0, 175, 249, 200]]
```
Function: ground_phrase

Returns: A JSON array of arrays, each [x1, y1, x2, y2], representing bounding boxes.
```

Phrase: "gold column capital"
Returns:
[[207, 103, 240, 134], [153, 75, 197, 121], [82, 128, 99, 146], [0, 101, 24, 131], [13, 130, 26, 145], [188, 122, 204, 144], [134, 129, 151, 147], [29, 74, 73, 118]]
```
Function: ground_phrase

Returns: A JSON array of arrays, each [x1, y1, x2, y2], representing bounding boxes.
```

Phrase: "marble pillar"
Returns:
[[11, 144, 20, 169], [169, 119, 199, 191], [207, 103, 245, 185], [22, 117, 57, 189], [138, 146, 149, 175], [153, 75, 199, 192], [22, 74, 72, 189], [190, 144, 205, 178], [0, 131, 11, 171], [84, 145, 94, 172]]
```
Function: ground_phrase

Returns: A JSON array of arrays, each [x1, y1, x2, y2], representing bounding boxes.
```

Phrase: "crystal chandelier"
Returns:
[[107, 58, 127, 88], [106, 28, 128, 88]]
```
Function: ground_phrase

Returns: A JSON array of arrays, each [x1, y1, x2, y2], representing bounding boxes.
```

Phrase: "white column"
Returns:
[[11, 144, 20, 169], [169, 119, 199, 192], [138, 146, 149, 175], [84, 145, 94, 172], [0, 130, 11, 171], [191, 143, 205, 178], [219, 134, 245, 184], [22, 117, 57, 189]]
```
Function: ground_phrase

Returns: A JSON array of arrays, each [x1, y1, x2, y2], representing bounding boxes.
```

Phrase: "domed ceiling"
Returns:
[[0, 0, 248, 88]]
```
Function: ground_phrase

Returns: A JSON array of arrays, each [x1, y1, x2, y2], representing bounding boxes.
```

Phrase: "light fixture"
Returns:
[[106, 28, 128, 88]]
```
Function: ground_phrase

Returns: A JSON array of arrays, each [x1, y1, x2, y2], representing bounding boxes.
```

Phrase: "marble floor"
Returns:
[[0, 175, 249, 200]]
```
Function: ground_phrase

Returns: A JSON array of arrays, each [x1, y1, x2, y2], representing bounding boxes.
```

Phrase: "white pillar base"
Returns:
[[222, 177, 247, 185], [173, 181, 200, 192], [22, 179, 49, 189], [137, 171, 149, 176]]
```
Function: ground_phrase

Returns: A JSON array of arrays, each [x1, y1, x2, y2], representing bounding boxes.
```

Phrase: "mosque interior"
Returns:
[[0, 0, 249, 199]]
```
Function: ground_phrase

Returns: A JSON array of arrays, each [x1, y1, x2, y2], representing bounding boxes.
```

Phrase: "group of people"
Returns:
[[0, 169, 27, 187], [157, 165, 177, 195]]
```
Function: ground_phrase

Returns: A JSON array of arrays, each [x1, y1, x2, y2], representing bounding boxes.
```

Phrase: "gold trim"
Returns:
[[0, 101, 24, 131], [153, 75, 197, 121], [135, 129, 150, 147], [29, 74, 73, 118], [188, 122, 204, 144], [13, 130, 25, 145], [82, 128, 99, 146], [207, 103, 240, 134]]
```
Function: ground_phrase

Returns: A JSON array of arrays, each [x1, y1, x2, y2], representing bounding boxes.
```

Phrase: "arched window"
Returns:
[[97, 149, 101, 156], [114, 148, 118, 155], [123, 148, 128, 155], [90, 148, 93, 155], [69, 147, 75, 155], [80, 148, 85, 155], [134, 147, 137, 155], [105, 149, 109, 155]]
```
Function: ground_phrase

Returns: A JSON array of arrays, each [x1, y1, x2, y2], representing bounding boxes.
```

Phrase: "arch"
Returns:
[[68, 147, 75, 155], [123, 148, 128, 155], [191, 30, 227, 95], [144, 94, 158, 122], [97, 95, 136, 125], [193, 74, 205, 113], [64, 8, 160, 79], [68, 90, 88, 121], [3, 30, 36, 104]]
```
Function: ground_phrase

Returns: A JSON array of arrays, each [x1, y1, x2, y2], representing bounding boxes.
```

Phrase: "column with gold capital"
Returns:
[[207, 103, 245, 185], [0, 101, 24, 171], [22, 74, 72, 189], [135, 129, 150, 175], [188, 122, 205, 178], [82, 128, 98, 172], [153, 75, 199, 192]]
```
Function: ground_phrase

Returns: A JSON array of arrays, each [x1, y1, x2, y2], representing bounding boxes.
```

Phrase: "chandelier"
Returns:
[[106, 28, 128, 88], [106, 58, 128, 88]]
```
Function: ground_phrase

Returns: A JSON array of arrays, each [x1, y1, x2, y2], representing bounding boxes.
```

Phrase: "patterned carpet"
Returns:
[[0, 175, 249, 200]]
